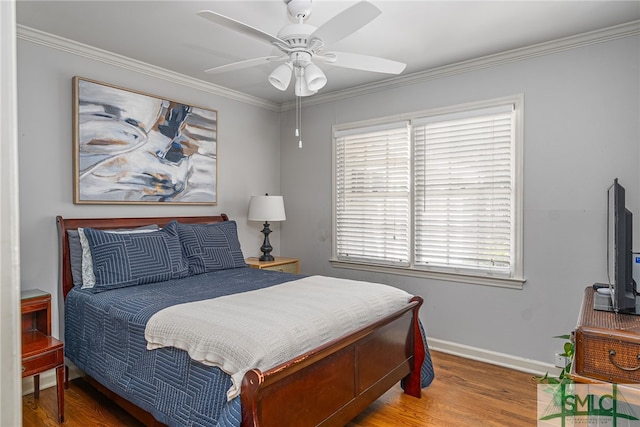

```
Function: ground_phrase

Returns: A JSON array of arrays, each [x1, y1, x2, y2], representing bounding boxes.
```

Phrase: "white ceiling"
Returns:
[[16, 0, 640, 104]]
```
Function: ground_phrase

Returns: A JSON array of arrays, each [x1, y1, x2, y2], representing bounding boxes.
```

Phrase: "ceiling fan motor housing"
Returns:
[[277, 23, 318, 51]]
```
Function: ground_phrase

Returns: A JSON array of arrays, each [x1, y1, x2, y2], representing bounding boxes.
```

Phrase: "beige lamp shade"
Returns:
[[248, 195, 286, 222]]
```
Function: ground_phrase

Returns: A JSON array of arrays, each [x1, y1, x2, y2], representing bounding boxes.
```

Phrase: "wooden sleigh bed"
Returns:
[[57, 214, 431, 427]]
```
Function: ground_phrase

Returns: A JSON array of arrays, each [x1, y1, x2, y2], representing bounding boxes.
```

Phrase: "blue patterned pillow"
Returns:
[[177, 221, 247, 275], [83, 221, 188, 292], [68, 224, 160, 289]]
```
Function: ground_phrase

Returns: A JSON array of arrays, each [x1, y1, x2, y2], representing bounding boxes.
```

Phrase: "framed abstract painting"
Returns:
[[73, 77, 218, 204]]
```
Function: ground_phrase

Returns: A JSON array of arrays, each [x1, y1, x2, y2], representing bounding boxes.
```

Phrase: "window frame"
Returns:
[[331, 95, 525, 289]]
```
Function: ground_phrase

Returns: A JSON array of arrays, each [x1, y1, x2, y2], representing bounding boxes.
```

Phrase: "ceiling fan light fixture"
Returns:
[[304, 62, 327, 91], [268, 62, 293, 91], [294, 73, 317, 97]]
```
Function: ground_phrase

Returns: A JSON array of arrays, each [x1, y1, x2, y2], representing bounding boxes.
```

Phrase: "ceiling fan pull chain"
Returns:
[[295, 95, 299, 138], [299, 95, 302, 148], [296, 94, 302, 148]]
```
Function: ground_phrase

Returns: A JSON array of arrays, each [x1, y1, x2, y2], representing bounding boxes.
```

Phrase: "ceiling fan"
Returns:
[[197, 0, 407, 97]]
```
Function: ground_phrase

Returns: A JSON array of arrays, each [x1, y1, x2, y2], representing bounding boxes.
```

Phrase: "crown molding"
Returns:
[[16, 25, 281, 112], [17, 19, 640, 113], [282, 19, 640, 111]]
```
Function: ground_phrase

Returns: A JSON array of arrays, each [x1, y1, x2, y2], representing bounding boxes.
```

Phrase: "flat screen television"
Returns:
[[594, 178, 638, 314]]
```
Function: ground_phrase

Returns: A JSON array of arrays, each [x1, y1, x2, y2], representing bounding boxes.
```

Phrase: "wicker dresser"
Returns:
[[572, 286, 640, 384]]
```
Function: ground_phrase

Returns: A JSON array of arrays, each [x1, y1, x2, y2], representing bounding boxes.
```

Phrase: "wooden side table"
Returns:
[[21, 289, 65, 423], [245, 256, 300, 274]]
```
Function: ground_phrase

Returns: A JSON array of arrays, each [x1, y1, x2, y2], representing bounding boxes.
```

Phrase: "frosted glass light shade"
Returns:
[[294, 77, 317, 97], [268, 63, 293, 91], [248, 195, 286, 222], [304, 63, 327, 91]]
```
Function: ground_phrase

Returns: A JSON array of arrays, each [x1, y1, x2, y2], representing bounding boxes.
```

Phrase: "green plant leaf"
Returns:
[[554, 334, 571, 340]]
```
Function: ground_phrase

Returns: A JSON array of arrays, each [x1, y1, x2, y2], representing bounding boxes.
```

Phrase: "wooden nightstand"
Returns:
[[21, 289, 65, 423], [246, 257, 300, 274]]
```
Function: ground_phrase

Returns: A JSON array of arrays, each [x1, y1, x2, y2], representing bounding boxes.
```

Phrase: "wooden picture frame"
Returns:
[[73, 77, 218, 205]]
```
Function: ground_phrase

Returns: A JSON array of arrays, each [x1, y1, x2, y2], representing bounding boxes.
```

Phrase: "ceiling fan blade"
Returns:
[[310, 1, 381, 47], [318, 52, 407, 75], [197, 10, 286, 46], [205, 56, 286, 74]]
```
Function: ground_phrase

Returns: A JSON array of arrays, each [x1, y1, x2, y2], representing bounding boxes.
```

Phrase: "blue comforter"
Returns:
[[65, 267, 434, 426]]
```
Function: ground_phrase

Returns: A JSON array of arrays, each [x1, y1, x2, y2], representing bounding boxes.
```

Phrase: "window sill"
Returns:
[[329, 259, 526, 290]]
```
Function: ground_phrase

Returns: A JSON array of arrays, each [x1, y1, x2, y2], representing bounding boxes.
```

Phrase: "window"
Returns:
[[332, 96, 524, 288], [334, 122, 411, 265]]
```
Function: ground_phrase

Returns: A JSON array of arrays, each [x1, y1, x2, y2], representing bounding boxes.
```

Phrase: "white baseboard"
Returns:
[[428, 337, 563, 377], [22, 364, 83, 396]]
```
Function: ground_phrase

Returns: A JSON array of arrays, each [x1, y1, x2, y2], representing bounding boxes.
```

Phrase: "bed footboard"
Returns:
[[241, 296, 424, 427]]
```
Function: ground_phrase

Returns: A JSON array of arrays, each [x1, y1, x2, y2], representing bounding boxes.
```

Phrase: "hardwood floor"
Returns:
[[349, 351, 538, 427], [22, 351, 538, 426]]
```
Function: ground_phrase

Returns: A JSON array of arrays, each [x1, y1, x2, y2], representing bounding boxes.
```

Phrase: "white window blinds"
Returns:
[[335, 122, 411, 265], [413, 104, 515, 275]]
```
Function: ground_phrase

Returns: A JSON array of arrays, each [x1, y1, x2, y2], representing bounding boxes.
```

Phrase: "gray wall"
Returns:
[[280, 35, 640, 365], [17, 39, 282, 338], [16, 29, 640, 368]]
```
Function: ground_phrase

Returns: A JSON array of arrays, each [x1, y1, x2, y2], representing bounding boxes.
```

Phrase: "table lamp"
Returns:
[[248, 194, 286, 261]]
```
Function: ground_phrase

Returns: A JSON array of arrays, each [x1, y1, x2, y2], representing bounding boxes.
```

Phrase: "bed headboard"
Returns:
[[56, 214, 229, 299]]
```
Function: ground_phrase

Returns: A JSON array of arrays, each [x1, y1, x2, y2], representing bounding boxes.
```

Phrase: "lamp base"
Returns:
[[259, 221, 274, 262]]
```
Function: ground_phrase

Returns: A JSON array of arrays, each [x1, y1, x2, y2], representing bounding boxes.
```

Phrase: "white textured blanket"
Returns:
[[144, 275, 412, 400]]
